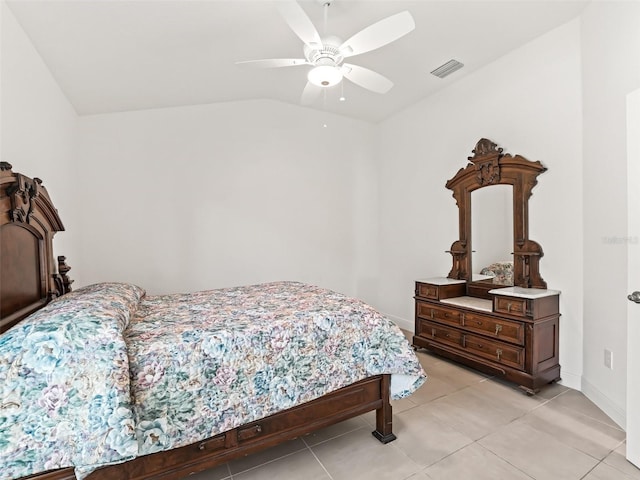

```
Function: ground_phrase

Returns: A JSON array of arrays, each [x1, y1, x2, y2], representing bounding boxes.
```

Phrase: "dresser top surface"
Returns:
[[417, 277, 466, 286], [440, 296, 493, 312], [489, 286, 561, 299]]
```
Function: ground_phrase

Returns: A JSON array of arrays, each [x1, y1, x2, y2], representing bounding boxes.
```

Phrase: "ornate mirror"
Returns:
[[446, 138, 547, 294], [471, 184, 513, 284]]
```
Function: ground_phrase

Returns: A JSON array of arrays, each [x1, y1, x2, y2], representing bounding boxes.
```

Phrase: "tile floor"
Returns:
[[185, 341, 639, 480]]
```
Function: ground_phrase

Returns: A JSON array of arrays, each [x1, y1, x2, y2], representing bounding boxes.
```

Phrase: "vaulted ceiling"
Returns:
[[7, 0, 588, 123]]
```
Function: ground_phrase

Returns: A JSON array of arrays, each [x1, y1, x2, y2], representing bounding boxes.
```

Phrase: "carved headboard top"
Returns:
[[0, 162, 72, 333]]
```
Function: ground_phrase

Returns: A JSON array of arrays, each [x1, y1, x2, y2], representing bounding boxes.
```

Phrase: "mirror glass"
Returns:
[[471, 185, 514, 285]]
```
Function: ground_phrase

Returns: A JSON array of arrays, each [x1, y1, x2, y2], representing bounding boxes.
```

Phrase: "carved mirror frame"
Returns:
[[446, 139, 547, 289]]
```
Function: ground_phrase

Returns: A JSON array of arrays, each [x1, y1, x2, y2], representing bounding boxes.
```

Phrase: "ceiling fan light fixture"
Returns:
[[308, 65, 343, 87]]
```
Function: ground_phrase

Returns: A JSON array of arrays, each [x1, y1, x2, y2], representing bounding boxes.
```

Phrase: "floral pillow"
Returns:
[[43, 282, 147, 331], [0, 282, 145, 480]]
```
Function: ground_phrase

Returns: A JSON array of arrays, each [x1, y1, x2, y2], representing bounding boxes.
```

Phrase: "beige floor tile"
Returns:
[[583, 461, 639, 480], [422, 443, 533, 480], [392, 394, 421, 414], [232, 449, 331, 480], [404, 471, 433, 480], [415, 351, 489, 390], [393, 404, 474, 467], [302, 415, 369, 446], [521, 404, 625, 460], [482, 374, 564, 400], [468, 376, 546, 413], [602, 444, 640, 479], [479, 421, 599, 479], [227, 437, 306, 475], [547, 389, 621, 429], [534, 380, 569, 400], [358, 409, 377, 429], [425, 383, 533, 440], [311, 427, 422, 480], [406, 371, 467, 404]]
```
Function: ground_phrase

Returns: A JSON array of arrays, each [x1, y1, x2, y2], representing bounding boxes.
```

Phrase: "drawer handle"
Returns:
[[197, 434, 225, 451], [430, 309, 434, 319], [495, 324, 503, 336], [496, 349, 503, 361], [476, 320, 483, 326], [239, 424, 263, 441], [507, 303, 512, 313], [431, 328, 436, 338]]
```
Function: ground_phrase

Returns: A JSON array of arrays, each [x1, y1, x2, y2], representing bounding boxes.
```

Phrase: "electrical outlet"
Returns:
[[604, 349, 613, 369]]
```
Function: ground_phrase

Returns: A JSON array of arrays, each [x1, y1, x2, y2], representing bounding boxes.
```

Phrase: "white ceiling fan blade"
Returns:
[[301, 81, 322, 105], [236, 58, 308, 68], [277, 1, 322, 48], [341, 63, 393, 94], [340, 11, 415, 58]]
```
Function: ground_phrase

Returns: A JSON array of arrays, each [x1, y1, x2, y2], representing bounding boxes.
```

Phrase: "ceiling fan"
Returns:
[[236, 0, 415, 105]]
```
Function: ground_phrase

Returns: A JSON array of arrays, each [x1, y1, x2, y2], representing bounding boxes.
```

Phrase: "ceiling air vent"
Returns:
[[430, 59, 464, 78]]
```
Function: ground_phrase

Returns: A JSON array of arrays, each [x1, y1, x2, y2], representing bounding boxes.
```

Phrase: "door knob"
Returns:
[[629, 291, 640, 304]]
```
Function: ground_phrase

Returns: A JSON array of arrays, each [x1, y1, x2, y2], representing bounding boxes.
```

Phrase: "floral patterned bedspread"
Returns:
[[0, 281, 426, 480], [0, 283, 144, 480]]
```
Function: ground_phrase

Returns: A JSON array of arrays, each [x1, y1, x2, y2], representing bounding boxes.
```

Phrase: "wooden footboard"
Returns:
[[21, 375, 394, 480]]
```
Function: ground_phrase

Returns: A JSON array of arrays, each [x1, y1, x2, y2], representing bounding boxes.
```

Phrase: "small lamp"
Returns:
[[308, 65, 343, 87]]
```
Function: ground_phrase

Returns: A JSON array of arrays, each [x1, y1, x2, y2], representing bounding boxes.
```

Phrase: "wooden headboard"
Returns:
[[0, 162, 72, 333]]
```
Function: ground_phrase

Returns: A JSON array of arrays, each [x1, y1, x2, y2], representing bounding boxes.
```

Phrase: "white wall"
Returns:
[[1, 1, 79, 269], [581, 0, 640, 427], [375, 19, 584, 390], [76, 101, 375, 298]]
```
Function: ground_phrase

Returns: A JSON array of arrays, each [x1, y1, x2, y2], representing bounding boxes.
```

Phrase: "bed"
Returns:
[[0, 163, 426, 480]]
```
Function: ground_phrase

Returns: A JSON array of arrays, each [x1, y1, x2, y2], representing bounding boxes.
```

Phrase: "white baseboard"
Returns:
[[557, 370, 581, 391], [581, 377, 626, 430]]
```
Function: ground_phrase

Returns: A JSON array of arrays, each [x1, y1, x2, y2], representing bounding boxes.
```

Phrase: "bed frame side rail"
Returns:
[[20, 375, 395, 480]]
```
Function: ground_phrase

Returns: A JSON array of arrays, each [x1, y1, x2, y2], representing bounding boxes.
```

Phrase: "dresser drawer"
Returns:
[[416, 283, 439, 299], [462, 311, 524, 345], [415, 281, 466, 300], [494, 296, 529, 317], [416, 302, 462, 328], [463, 333, 525, 370], [417, 319, 463, 349]]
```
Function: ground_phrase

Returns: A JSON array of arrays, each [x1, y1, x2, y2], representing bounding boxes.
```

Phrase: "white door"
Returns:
[[626, 87, 640, 468]]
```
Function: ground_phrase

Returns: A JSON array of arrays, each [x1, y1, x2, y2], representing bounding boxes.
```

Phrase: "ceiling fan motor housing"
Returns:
[[304, 36, 344, 67]]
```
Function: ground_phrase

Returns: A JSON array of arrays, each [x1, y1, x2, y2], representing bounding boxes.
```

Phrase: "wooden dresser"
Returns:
[[412, 278, 561, 395], [416, 138, 561, 393]]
